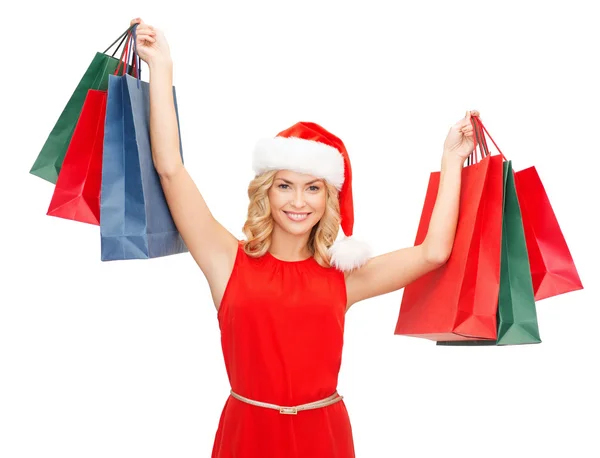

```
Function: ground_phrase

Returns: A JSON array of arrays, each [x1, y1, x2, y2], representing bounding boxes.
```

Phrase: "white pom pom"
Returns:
[[328, 236, 372, 272]]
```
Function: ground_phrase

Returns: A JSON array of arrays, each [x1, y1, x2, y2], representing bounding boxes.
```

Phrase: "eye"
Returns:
[[308, 185, 320, 192], [278, 183, 290, 190]]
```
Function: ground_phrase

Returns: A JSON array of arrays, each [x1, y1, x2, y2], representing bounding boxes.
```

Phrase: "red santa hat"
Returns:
[[252, 121, 371, 271]]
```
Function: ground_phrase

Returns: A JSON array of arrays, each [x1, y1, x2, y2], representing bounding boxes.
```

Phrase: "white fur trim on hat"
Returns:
[[328, 236, 372, 272], [253, 136, 345, 190]]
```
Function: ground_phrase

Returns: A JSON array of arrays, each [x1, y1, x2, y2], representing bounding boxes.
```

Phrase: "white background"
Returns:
[[1, 0, 599, 456]]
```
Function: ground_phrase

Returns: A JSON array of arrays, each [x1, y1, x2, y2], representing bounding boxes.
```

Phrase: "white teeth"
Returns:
[[285, 212, 309, 221]]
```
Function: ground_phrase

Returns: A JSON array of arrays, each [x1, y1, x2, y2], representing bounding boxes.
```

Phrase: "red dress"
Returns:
[[212, 242, 356, 457]]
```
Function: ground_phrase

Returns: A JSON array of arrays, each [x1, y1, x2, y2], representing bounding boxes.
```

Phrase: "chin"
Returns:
[[285, 225, 315, 236]]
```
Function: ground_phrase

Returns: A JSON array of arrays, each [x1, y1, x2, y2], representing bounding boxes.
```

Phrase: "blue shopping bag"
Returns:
[[100, 58, 187, 260]]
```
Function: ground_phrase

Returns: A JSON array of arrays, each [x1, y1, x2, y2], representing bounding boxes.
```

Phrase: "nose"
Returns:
[[290, 189, 306, 209]]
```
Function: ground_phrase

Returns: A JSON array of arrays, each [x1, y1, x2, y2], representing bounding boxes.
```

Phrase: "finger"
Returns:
[[457, 118, 472, 129], [137, 34, 156, 44], [136, 24, 154, 34], [130, 17, 143, 26], [137, 28, 155, 38]]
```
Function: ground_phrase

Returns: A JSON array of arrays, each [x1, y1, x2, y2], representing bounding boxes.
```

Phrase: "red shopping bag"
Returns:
[[46, 89, 107, 225], [474, 119, 584, 302], [513, 166, 583, 300], [395, 125, 505, 342]]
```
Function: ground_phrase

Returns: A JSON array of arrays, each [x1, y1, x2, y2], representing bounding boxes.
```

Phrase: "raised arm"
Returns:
[[344, 110, 479, 311], [133, 19, 238, 310]]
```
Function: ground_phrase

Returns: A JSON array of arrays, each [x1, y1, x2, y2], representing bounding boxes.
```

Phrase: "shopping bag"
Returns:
[[514, 166, 583, 301], [30, 26, 132, 184], [394, 123, 504, 342], [474, 120, 583, 301], [100, 28, 187, 260], [438, 159, 542, 346], [46, 89, 107, 225]]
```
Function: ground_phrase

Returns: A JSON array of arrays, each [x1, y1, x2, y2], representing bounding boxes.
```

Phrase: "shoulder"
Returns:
[[231, 240, 270, 269]]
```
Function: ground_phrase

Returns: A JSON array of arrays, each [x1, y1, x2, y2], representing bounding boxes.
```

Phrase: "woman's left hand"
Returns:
[[442, 110, 480, 163]]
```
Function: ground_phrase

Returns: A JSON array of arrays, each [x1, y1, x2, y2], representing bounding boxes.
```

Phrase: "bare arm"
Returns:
[[137, 21, 238, 309], [345, 111, 478, 311]]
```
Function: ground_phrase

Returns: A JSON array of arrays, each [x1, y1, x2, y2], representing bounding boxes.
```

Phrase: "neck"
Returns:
[[269, 226, 312, 261]]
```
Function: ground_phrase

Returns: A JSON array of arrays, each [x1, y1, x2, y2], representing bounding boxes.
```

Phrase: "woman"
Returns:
[[130, 17, 478, 457]]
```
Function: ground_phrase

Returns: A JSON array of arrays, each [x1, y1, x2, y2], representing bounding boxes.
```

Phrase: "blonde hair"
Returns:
[[242, 170, 341, 268]]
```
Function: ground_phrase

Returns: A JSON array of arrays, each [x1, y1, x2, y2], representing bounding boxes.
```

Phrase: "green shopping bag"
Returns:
[[438, 159, 542, 346], [30, 26, 133, 183]]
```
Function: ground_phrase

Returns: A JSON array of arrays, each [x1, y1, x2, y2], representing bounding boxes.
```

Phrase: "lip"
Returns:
[[283, 211, 312, 222]]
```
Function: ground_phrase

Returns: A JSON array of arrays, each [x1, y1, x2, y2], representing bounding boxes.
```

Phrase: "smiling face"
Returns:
[[267, 170, 327, 237]]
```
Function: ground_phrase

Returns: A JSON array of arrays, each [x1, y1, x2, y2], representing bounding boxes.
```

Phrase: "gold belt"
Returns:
[[229, 389, 343, 415]]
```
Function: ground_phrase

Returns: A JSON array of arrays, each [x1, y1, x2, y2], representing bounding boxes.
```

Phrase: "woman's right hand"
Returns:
[[129, 18, 171, 67]]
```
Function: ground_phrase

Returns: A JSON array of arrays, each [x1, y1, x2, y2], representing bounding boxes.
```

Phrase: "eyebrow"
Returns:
[[277, 178, 323, 185]]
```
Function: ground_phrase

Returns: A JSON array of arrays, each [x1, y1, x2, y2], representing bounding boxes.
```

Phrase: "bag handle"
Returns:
[[466, 116, 508, 165], [474, 117, 507, 161], [466, 116, 486, 166], [114, 30, 132, 76], [114, 24, 142, 86], [130, 23, 142, 83], [114, 25, 140, 79], [477, 119, 491, 157], [103, 26, 132, 58]]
